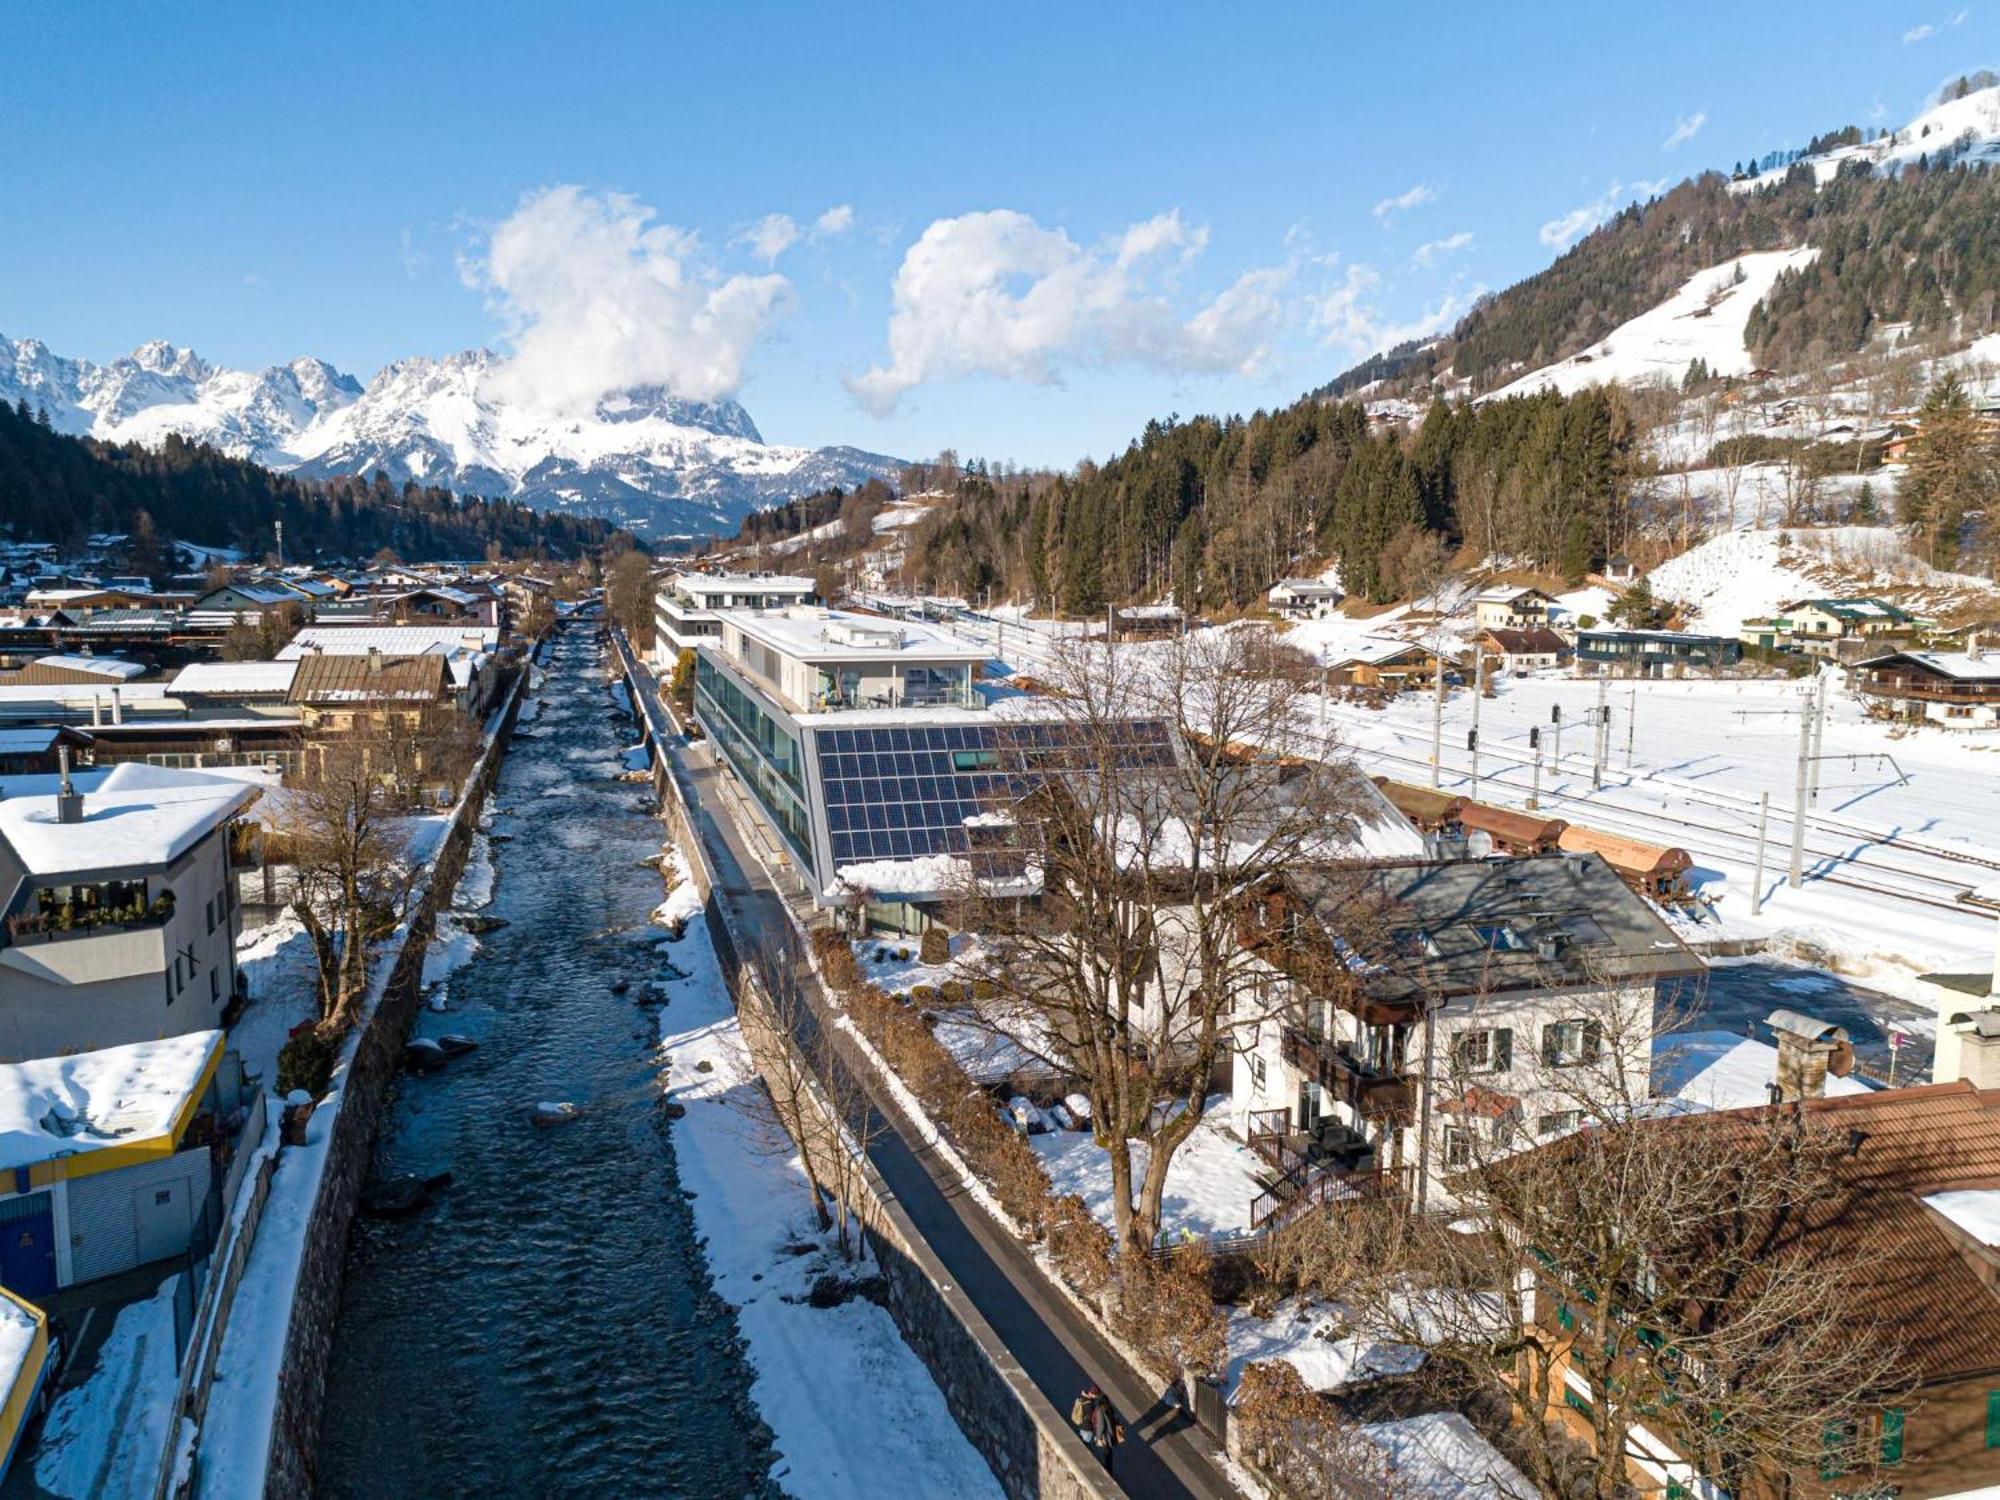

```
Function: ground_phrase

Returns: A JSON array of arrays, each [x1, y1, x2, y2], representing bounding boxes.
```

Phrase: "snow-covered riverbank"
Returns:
[[654, 859, 1002, 1500]]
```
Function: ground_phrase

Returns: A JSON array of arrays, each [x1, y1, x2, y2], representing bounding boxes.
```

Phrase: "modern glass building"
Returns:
[[690, 605, 1175, 922]]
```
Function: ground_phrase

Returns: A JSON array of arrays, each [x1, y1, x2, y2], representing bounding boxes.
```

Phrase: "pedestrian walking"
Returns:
[[1070, 1383, 1125, 1475]]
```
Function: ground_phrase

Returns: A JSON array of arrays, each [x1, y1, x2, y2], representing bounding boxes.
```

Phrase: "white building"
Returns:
[[1267, 579, 1343, 620], [652, 571, 819, 667], [1470, 587, 1556, 632], [1230, 855, 1704, 1215], [0, 762, 256, 1059]]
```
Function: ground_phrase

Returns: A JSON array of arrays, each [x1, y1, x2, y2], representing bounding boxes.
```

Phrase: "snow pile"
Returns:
[[1488, 249, 1818, 402], [1359, 1411, 1537, 1500], [652, 844, 705, 930], [1654, 1029, 1873, 1112], [1032, 1095, 1267, 1238], [1226, 1299, 1425, 1396]]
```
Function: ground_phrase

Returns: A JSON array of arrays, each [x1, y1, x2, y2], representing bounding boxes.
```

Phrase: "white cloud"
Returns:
[[1372, 183, 1436, 223], [1412, 231, 1475, 267], [812, 204, 856, 238], [1661, 109, 1707, 151], [737, 212, 801, 264], [1310, 264, 1481, 354], [1538, 179, 1667, 249], [464, 185, 792, 416], [1904, 10, 1968, 41], [846, 209, 1288, 416]]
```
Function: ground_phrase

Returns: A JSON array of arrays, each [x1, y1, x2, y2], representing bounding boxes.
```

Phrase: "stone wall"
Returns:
[[260, 667, 527, 1497]]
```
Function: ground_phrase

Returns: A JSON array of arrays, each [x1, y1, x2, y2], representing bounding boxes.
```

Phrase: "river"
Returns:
[[316, 627, 776, 1498]]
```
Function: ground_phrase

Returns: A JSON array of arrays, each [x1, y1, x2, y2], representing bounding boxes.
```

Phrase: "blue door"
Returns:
[[0, 1193, 57, 1299]]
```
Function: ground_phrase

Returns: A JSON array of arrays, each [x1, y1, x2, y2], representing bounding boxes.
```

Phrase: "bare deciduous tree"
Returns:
[[949, 626, 1370, 1260]]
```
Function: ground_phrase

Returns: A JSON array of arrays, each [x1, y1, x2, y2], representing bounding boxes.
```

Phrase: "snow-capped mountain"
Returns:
[[1729, 83, 2000, 194], [0, 335, 902, 536]]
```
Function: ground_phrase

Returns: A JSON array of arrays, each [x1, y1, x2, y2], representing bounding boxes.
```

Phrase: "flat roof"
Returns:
[[719, 607, 989, 664], [0, 762, 259, 876], [0, 1030, 222, 1175], [672, 571, 816, 596]]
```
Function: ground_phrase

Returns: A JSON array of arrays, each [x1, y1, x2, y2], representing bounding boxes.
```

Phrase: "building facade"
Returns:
[[652, 572, 818, 667]]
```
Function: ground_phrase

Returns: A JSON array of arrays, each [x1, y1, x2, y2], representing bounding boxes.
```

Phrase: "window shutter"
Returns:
[[1582, 1020, 1604, 1065], [1541, 1025, 1559, 1067], [1881, 1407, 1905, 1465], [1493, 1028, 1514, 1072], [1987, 1390, 2000, 1449]]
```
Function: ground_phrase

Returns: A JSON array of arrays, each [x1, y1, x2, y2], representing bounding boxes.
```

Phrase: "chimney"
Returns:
[[367, 646, 383, 675], [1953, 1010, 2000, 1089], [54, 745, 83, 826], [90, 695, 103, 728], [1766, 1009, 1854, 1101], [110, 686, 123, 725]]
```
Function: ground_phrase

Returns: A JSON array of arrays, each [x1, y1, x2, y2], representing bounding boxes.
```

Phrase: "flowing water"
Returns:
[[317, 628, 774, 1498]]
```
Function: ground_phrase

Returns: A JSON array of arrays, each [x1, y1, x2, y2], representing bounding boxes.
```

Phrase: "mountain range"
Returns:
[[0, 336, 902, 537]]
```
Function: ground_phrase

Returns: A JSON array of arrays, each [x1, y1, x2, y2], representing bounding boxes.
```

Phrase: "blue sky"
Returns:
[[2, 1, 1994, 468]]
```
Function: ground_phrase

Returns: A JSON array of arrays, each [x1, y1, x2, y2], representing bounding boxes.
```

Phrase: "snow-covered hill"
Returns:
[[1646, 526, 2000, 635], [1730, 84, 2000, 193], [1486, 248, 1818, 402], [0, 335, 901, 537]]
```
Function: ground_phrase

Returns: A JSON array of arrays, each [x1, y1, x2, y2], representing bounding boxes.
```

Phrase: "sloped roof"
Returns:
[[287, 651, 450, 704], [1482, 627, 1569, 654]]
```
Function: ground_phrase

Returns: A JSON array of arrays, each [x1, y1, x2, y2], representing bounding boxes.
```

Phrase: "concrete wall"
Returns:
[[258, 661, 525, 1497]]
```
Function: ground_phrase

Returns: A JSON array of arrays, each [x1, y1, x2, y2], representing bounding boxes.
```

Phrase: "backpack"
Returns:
[[1070, 1396, 1088, 1427]]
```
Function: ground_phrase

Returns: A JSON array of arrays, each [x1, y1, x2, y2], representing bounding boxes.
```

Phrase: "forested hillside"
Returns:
[[0, 397, 631, 560], [901, 386, 1638, 611], [1318, 132, 2000, 398]]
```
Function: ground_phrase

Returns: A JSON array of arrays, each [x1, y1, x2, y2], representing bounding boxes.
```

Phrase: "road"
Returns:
[[611, 633, 1237, 1500]]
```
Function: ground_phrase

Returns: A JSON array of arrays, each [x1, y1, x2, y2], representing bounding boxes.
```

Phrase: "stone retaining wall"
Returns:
[[259, 666, 527, 1496]]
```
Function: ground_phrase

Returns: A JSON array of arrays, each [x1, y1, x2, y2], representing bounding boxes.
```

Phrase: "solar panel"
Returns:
[[813, 719, 1175, 866]]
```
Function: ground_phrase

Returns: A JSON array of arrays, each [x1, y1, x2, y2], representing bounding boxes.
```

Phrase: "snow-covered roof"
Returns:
[[1325, 635, 1435, 667], [1926, 1189, 2000, 1247], [31, 654, 147, 680], [670, 570, 816, 600], [0, 1030, 222, 1175], [719, 607, 987, 664], [1858, 650, 2000, 682], [1655, 1030, 1873, 1113], [279, 624, 499, 658], [0, 728, 84, 754], [0, 762, 258, 876], [168, 660, 300, 696]]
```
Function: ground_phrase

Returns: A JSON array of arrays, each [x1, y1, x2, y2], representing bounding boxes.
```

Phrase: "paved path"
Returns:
[[611, 634, 1237, 1500]]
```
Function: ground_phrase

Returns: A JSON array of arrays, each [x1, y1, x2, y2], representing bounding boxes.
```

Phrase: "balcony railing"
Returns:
[[1855, 676, 2000, 703], [6, 898, 174, 946], [1283, 1026, 1416, 1122]]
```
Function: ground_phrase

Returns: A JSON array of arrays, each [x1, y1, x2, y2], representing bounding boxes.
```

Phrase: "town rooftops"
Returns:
[[1288, 854, 1705, 1003], [0, 763, 258, 877], [0, 1029, 222, 1178], [719, 607, 988, 664]]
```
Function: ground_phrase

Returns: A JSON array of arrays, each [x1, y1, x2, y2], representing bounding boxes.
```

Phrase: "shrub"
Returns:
[[1234, 1361, 1400, 1500], [277, 1027, 338, 1098], [1048, 1192, 1115, 1299], [919, 925, 950, 966], [1119, 1243, 1227, 1381]]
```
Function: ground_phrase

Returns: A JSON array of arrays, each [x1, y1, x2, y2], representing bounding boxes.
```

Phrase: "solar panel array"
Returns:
[[814, 719, 1176, 866]]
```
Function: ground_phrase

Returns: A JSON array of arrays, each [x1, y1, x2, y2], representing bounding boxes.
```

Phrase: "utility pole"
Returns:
[[1469, 649, 1484, 799], [1625, 687, 1637, 769], [1807, 669, 1830, 807], [1751, 791, 1770, 916], [1528, 727, 1542, 811], [1592, 676, 1609, 790], [1788, 706, 1811, 888], [1430, 643, 1447, 788]]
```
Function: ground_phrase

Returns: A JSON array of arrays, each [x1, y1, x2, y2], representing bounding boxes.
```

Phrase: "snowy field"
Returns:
[[656, 869, 1004, 1500]]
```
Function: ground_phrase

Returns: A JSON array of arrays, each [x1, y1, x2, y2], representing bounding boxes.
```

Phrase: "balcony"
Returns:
[[1282, 1026, 1416, 1123], [1855, 675, 2000, 704]]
